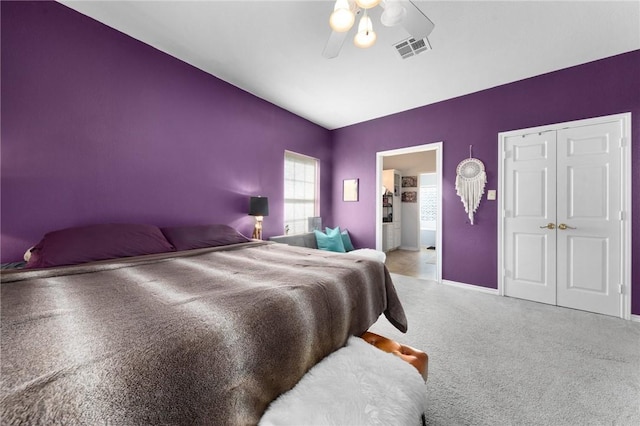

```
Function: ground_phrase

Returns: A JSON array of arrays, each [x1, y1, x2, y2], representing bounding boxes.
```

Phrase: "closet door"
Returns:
[[502, 117, 627, 318], [556, 121, 623, 316], [503, 132, 557, 305]]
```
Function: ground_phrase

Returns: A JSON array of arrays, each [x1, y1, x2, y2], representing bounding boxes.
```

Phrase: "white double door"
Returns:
[[501, 115, 629, 317]]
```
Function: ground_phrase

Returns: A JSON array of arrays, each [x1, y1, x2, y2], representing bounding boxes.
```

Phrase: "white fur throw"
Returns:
[[259, 336, 426, 426]]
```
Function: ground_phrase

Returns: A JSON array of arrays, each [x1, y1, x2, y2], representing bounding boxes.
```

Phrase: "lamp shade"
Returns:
[[249, 196, 269, 216]]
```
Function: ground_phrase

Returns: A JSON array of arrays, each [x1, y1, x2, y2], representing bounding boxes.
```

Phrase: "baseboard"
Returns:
[[442, 281, 638, 321], [399, 245, 420, 251], [441, 280, 499, 295]]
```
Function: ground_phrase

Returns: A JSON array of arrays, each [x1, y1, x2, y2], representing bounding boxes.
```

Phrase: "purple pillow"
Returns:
[[160, 224, 251, 251], [25, 223, 176, 269]]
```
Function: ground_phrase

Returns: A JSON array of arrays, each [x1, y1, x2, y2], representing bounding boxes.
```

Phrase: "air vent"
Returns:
[[393, 37, 432, 59]]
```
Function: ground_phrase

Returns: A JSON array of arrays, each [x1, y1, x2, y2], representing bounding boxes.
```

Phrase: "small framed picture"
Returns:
[[402, 176, 418, 188], [402, 191, 417, 203], [343, 178, 359, 202]]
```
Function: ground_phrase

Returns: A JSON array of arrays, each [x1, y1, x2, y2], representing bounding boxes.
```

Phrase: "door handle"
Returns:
[[558, 223, 577, 230], [539, 223, 555, 229]]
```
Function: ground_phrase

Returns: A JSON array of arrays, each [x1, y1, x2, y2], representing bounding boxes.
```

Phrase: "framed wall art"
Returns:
[[402, 176, 418, 187], [343, 178, 359, 202], [402, 191, 417, 203]]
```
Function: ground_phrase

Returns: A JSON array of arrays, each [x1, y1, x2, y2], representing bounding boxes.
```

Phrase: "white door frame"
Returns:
[[498, 113, 632, 319], [376, 142, 443, 283]]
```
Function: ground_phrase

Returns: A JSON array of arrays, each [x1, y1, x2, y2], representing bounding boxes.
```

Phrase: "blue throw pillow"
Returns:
[[341, 229, 355, 252], [315, 229, 346, 253], [325, 226, 341, 236], [326, 226, 355, 252]]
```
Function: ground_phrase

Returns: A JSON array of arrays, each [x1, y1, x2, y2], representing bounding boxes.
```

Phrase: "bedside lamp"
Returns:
[[249, 196, 269, 240]]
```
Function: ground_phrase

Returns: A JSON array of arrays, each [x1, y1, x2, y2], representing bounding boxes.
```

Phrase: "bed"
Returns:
[[0, 224, 407, 425]]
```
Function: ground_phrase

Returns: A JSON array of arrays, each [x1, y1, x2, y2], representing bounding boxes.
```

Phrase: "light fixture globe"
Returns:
[[329, 0, 355, 32], [380, 2, 406, 26], [353, 13, 377, 48], [354, 29, 377, 48], [356, 0, 381, 9]]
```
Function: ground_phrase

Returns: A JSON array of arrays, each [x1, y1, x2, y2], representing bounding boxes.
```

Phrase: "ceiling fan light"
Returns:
[[356, 0, 381, 9], [354, 30, 377, 48], [329, 0, 355, 32], [353, 13, 377, 48], [380, 3, 406, 27]]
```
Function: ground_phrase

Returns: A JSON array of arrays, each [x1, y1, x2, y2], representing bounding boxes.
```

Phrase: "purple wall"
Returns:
[[332, 51, 640, 315], [1, 1, 332, 262]]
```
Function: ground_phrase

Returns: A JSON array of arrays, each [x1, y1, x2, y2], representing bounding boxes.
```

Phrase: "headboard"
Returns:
[[269, 233, 318, 249]]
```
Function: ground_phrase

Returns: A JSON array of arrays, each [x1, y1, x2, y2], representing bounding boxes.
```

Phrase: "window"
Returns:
[[284, 151, 319, 235], [420, 173, 437, 230]]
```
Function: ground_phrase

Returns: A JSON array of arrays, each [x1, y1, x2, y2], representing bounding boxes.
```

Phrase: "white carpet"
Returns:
[[369, 274, 640, 426]]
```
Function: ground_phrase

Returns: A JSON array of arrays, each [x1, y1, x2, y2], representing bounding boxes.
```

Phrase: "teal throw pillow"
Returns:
[[340, 230, 355, 252], [325, 226, 341, 237], [326, 226, 355, 252], [314, 229, 346, 253]]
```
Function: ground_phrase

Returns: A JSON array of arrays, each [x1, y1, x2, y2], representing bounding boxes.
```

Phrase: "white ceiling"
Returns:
[[383, 150, 435, 172], [59, 1, 639, 130]]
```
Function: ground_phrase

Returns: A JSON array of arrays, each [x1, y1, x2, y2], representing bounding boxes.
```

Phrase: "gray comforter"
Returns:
[[1, 242, 407, 425]]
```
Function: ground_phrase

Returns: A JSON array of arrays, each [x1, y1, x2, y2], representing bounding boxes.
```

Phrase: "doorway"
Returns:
[[498, 113, 632, 319], [376, 142, 443, 283]]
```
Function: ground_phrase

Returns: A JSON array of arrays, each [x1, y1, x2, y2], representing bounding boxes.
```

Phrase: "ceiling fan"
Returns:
[[322, 0, 435, 59]]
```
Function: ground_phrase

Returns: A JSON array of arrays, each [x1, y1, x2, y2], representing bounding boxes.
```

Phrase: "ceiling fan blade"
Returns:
[[322, 30, 349, 59], [398, 0, 435, 39]]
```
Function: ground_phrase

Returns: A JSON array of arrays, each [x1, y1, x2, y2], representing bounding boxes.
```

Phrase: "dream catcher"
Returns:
[[455, 146, 486, 225]]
